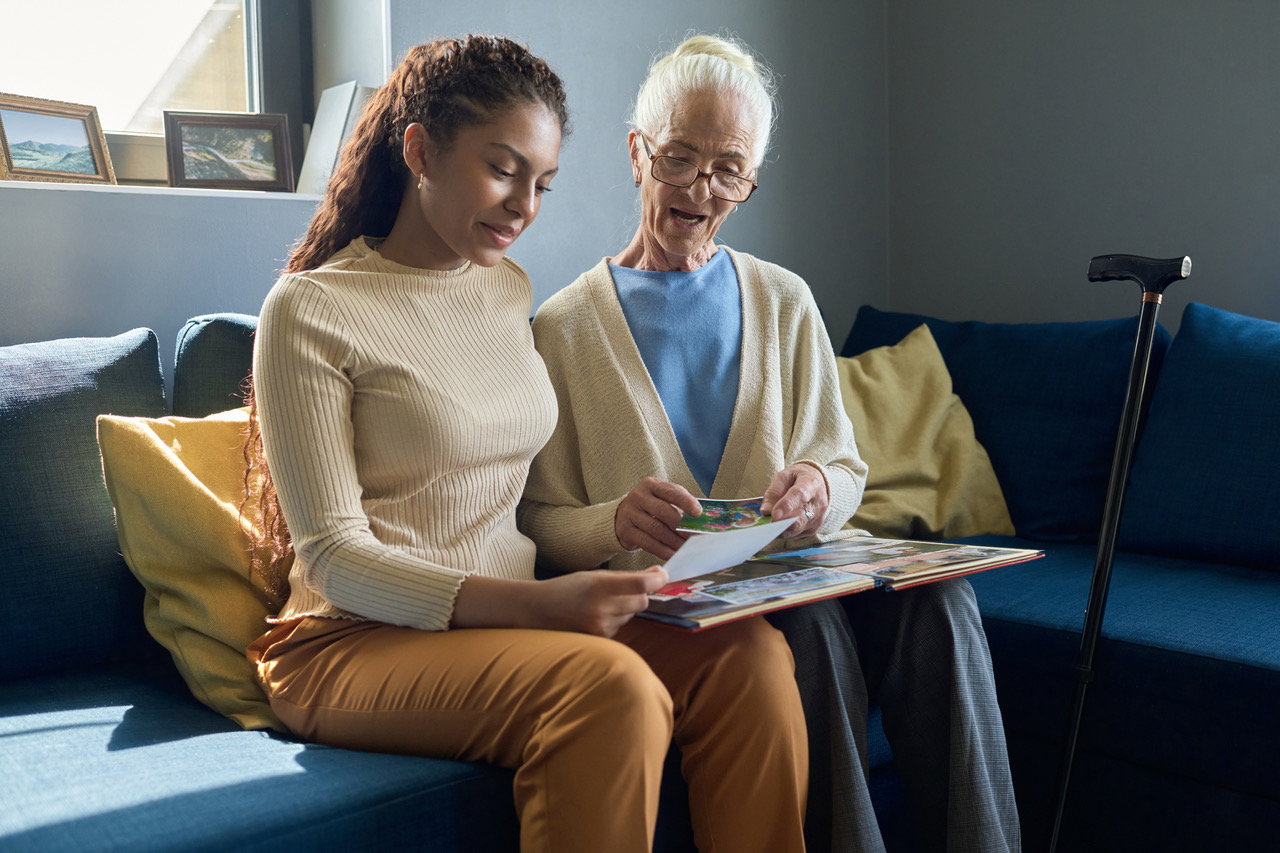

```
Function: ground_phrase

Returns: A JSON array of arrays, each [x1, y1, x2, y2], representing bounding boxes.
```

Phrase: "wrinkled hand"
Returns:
[[760, 463, 829, 538], [538, 567, 670, 637], [615, 477, 701, 560]]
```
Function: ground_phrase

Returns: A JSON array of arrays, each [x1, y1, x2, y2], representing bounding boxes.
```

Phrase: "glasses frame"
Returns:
[[638, 134, 758, 204]]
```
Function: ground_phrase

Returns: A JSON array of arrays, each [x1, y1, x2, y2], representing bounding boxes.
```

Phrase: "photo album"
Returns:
[[643, 499, 1043, 631]]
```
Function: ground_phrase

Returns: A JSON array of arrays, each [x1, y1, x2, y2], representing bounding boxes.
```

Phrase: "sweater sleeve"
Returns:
[[777, 272, 869, 536], [518, 294, 628, 571], [254, 277, 467, 630]]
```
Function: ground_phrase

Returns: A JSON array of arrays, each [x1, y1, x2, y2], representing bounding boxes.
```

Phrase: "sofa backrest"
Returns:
[[0, 329, 167, 681], [842, 306, 1171, 543], [173, 313, 258, 418], [1119, 302, 1280, 571]]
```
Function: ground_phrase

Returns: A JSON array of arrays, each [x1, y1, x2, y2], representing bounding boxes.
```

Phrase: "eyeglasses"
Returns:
[[639, 134, 758, 204]]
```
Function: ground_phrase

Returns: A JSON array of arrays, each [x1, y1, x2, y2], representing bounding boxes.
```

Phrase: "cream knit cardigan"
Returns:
[[520, 247, 868, 573], [254, 238, 558, 631]]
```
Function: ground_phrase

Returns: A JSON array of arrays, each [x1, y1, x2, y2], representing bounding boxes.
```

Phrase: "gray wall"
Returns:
[[887, 0, 1280, 332], [6, 0, 1277, 399], [311, 0, 390, 99], [383, 0, 889, 345], [0, 0, 886, 386], [0, 182, 317, 397]]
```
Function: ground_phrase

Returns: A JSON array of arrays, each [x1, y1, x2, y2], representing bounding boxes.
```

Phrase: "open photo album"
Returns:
[[642, 535, 1043, 631]]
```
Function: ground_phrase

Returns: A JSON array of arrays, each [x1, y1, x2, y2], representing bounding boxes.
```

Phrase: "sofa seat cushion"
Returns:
[[0, 666, 703, 853], [842, 307, 1171, 542], [962, 537, 1280, 803], [0, 329, 167, 681], [0, 666, 520, 852], [1120, 302, 1280, 571]]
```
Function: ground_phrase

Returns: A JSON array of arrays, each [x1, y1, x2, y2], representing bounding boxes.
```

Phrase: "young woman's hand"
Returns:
[[614, 477, 701, 559], [534, 567, 670, 636], [450, 567, 669, 637], [760, 462, 829, 538]]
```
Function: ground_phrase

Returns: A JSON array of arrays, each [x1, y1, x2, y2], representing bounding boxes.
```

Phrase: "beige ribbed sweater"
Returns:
[[254, 237, 557, 631], [519, 248, 869, 573]]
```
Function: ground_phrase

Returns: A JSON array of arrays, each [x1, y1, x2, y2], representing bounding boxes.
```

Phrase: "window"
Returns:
[[1, 1, 254, 134], [1, 0, 311, 186]]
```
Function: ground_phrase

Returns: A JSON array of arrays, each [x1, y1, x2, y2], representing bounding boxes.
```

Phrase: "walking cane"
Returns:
[[1047, 254, 1191, 853]]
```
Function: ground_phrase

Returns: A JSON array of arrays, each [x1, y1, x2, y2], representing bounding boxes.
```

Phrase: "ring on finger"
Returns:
[[803, 506, 815, 521]]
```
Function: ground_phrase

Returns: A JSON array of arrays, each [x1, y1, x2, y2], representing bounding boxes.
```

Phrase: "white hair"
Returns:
[[630, 34, 778, 169]]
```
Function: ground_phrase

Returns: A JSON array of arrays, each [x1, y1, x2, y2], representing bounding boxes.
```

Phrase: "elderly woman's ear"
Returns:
[[629, 131, 643, 187]]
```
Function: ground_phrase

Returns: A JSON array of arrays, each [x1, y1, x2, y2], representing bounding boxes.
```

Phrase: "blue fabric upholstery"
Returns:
[[0, 330, 166, 680], [0, 666, 697, 853], [841, 306, 1171, 542], [173, 313, 257, 417], [1119, 302, 1280, 571], [9, 300, 1275, 852], [0, 667, 521, 852], [962, 536, 1280, 847]]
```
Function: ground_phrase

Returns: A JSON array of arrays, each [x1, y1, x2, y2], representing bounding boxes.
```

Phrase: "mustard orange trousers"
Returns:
[[250, 614, 808, 853]]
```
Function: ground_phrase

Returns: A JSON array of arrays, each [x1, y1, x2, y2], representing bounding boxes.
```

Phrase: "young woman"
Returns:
[[244, 36, 809, 853]]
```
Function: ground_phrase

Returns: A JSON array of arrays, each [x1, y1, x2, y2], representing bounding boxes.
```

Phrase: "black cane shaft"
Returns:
[[1050, 254, 1187, 853], [1049, 300, 1162, 852], [1079, 299, 1161, 663]]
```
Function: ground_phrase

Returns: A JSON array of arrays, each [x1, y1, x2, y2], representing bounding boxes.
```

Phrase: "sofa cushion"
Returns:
[[97, 408, 285, 731], [173, 313, 257, 418], [0, 666, 698, 852], [0, 667, 522, 852], [964, 536, 1280, 806], [842, 307, 1171, 542], [1119, 302, 1280, 571], [0, 329, 167, 681], [837, 324, 1014, 539]]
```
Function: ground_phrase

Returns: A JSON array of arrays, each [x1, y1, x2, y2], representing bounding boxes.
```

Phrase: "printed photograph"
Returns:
[[179, 124, 277, 182], [694, 566, 856, 605], [0, 108, 95, 175], [677, 496, 772, 533]]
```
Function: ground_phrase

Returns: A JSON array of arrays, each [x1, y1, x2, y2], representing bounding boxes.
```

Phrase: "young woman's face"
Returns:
[[412, 101, 562, 270]]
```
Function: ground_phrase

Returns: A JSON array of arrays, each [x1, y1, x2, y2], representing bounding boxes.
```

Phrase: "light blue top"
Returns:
[[610, 249, 742, 495]]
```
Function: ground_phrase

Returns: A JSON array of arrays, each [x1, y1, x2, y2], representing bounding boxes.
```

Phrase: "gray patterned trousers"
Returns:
[[767, 578, 1020, 853]]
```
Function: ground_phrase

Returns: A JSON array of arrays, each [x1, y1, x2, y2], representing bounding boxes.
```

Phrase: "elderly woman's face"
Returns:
[[632, 89, 755, 267]]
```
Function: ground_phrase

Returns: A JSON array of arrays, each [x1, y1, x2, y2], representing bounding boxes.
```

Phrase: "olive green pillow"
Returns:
[[97, 408, 286, 731], [837, 324, 1015, 540]]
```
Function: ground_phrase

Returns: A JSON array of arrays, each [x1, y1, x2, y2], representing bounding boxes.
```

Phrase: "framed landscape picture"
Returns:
[[163, 111, 294, 192], [0, 93, 116, 185]]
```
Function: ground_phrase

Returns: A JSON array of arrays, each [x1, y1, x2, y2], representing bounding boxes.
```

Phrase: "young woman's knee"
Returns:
[[562, 637, 675, 737], [696, 618, 799, 703]]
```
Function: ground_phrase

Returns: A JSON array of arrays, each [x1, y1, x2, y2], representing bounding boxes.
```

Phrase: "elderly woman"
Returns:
[[520, 34, 1020, 853]]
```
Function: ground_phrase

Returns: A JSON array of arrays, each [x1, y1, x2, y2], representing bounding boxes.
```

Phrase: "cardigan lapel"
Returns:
[[585, 249, 766, 503]]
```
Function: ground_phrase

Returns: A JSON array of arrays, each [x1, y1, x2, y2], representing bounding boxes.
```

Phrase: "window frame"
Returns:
[[107, 0, 313, 188]]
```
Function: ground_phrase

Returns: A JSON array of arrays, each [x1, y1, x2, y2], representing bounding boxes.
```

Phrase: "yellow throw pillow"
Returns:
[[97, 408, 286, 731], [837, 324, 1015, 540]]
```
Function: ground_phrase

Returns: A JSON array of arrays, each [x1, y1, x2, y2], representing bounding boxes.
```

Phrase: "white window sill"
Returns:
[[0, 179, 320, 202]]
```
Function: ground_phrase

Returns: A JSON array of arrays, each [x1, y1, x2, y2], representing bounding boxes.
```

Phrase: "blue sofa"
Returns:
[[843, 302, 1280, 852], [3, 301, 1276, 851]]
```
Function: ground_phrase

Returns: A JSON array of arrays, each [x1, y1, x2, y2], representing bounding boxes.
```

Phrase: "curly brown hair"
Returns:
[[243, 35, 569, 600]]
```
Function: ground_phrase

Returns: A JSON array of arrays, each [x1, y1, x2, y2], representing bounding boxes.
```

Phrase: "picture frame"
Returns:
[[0, 93, 116, 185], [163, 111, 294, 192]]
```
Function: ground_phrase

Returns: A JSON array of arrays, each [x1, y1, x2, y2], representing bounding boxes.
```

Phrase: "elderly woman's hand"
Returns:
[[615, 477, 701, 559], [760, 463, 829, 538]]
